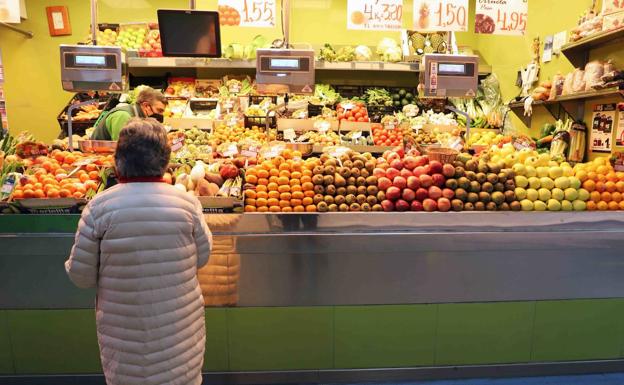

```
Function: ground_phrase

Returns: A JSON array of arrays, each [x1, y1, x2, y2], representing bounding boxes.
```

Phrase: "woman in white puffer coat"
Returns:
[[65, 118, 212, 385]]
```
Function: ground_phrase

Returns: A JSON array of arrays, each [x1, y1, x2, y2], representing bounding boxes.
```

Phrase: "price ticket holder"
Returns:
[[421, 54, 479, 139], [60, 44, 123, 150]]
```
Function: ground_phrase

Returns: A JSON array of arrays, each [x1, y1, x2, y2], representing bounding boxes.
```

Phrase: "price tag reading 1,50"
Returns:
[[413, 0, 468, 32]]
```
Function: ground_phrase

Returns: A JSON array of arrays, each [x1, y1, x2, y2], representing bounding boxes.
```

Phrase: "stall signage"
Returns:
[[413, 0, 469, 32], [218, 0, 276, 28], [0, 0, 21, 23], [475, 0, 528, 36], [591, 103, 616, 153], [347, 0, 403, 31]]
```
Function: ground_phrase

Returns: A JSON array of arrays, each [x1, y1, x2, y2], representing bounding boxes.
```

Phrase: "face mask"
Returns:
[[151, 113, 164, 123]]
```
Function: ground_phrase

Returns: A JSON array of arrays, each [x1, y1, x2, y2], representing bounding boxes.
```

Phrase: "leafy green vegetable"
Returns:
[[364, 88, 393, 106]]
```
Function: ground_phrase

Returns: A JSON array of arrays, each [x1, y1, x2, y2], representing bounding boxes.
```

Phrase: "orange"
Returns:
[[257, 178, 269, 186], [23, 189, 35, 199], [85, 163, 97, 172], [279, 170, 291, 179], [256, 191, 268, 200], [291, 185, 302, 193], [11, 190, 24, 200], [268, 191, 280, 200], [267, 182, 279, 192], [246, 168, 257, 177], [34, 169, 47, 177], [35, 156, 48, 165], [245, 189, 257, 199], [280, 192, 292, 201], [269, 205, 281, 212], [292, 151, 302, 159], [59, 189, 71, 198], [586, 201, 597, 211], [281, 206, 293, 212], [291, 171, 302, 180], [612, 192, 622, 203], [607, 172, 618, 182], [302, 182, 314, 191], [301, 175, 312, 184], [246, 198, 256, 207], [256, 198, 268, 207], [257, 169, 269, 179], [597, 201, 609, 211], [256, 184, 268, 193], [617, 181, 624, 193], [590, 191, 601, 203], [290, 198, 302, 207], [277, 176, 289, 186], [606, 181, 617, 193], [620, 201, 624, 210], [583, 180, 596, 192], [47, 188, 60, 198], [609, 201, 620, 211], [291, 191, 304, 200], [41, 161, 54, 172], [33, 182, 43, 191], [293, 205, 305, 212], [302, 169, 313, 177], [597, 174, 607, 183], [257, 206, 269, 212], [244, 205, 257, 212], [279, 200, 291, 208], [302, 197, 314, 206], [279, 163, 291, 172], [597, 165, 610, 175], [269, 176, 279, 184], [246, 174, 258, 184], [269, 168, 280, 177], [53, 152, 65, 163], [54, 168, 66, 176], [267, 198, 279, 207], [88, 171, 99, 180], [595, 181, 606, 193], [290, 179, 300, 187], [64, 154, 76, 165], [85, 180, 99, 191], [305, 205, 317, 212], [587, 171, 598, 181], [281, 149, 293, 160], [601, 192, 612, 202], [22, 183, 34, 191], [304, 190, 315, 198], [79, 173, 90, 183], [33, 189, 45, 198], [73, 191, 84, 199], [277, 185, 291, 193], [74, 184, 87, 195]]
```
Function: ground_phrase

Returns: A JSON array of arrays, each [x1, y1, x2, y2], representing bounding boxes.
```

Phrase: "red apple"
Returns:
[[400, 168, 413, 179], [415, 156, 429, 167], [385, 151, 401, 163], [395, 199, 410, 212], [432, 173, 445, 188], [373, 168, 386, 178], [406, 148, 421, 157], [386, 167, 401, 181], [428, 186, 442, 200], [390, 159, 404, 171], [423, 165, 432, 175], [419, 174, 433, 188], [415, 188, 428, 201], [393, 146, 405, 158], [377, 177, 392, 191], [413, 166, 427, 177], [402, 188, 416, 202], [393, 176, 407, 190], [378, 162, 390, 170], [423, 198, 438, 212], [403, 156, 418, 170], [406, 176, 420, 190], [442, 188, 455, 199], [381, 199, 395, 212], [442, 164, 456, 178], [410, 200, 424, 211], [386, 186, 402, 201], [437, 197, 451, 212], [429, 161, 443, 174]]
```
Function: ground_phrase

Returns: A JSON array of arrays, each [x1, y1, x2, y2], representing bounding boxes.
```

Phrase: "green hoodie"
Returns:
[[91, 103, 145, 141]]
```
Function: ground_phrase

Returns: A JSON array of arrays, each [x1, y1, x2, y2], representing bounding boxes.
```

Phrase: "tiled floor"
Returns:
[[333, 373, 624, 385]]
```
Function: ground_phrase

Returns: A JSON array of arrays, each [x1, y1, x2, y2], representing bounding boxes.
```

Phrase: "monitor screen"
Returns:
[[157, 10, 222, 57]]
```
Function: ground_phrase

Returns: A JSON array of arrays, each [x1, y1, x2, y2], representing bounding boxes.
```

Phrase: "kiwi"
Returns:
[[339, 167, 351, 179], [476, 173, 487, 184], [481, 182, 494, 193], [445, 179, 458, 190], [350, 168, 361, 178], [479, 192, 491, 204], [470, 181, 481, 193], [474, 201, 485, 211], [360, 169, 370, 178], [313, 166, 324, 175], [357, 185, 367, 195], [494, 182, 505, 192], [353, 160, 365, 169], [324, 159, 337, 167], [455, 188, 468, 202], [486, 173, 499, 184], [477, 162, 489, 174], [451, 199, 464, 212], [356, 194, 367, 204], [343, 160, 353, 169], [346, 185, 358, 195], [361, 203, 372, 212], [465, 171, 477, 181], [366, 195, 378, 205], [377, 191, 386, 202], [372, 204, 383, 211], [347, 177, 357, 186], [498, 202, 510, 211], [464, 202, 475, 211], [317, 201, 329, 212], [486, 202, 497, 211], [324, 165, 336, 175], [366, 176, 378, 186], [336, 187, 347, 196], [365, 160, 376, 173], [324, 195, 335, 205], [467, 192, 479, 203]]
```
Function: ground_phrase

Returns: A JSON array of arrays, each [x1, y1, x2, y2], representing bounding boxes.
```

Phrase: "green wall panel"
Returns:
[[204, 308, 229, 372], [435, 302, 534, 365], [0, 310, 14, 374], [532, 299, 624, 362], [7, 309, 101, 374], [0, 215, 78, 234], [334, 305, 436, 368], [227, 307, 333, 371]]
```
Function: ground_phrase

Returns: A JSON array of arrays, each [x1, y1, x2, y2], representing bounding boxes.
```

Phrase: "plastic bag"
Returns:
[[562, 72, 574, 95], [604, 60, 616, 74], [584, 61, 604, 91], [549, 73, 565, 100], [572, 69, 586, 93]]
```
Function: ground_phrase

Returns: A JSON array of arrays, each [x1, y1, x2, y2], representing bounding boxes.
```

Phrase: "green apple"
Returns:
[[538, 188, 552, 202], [540, 177, 554, 190], [512, 163, 527, 176], [520, 199, 534, 211], [551, 188, 565, 201], [526, 188, 539, 202], [572, 200, 587, 211], [547, 199, 562, 211], [568, 176, 581, 190], [515, 187, 527, 200], [537, 167, 550, 178], [548, 166, 563, 179], [564, 188, 579, 201], [534, 200, 547, 211], [578, 188, 590, 202], [515, 175, 529, 188], [525, 165, 537, 177], [561, 200, 573, 211], [554, 176, 570, 190], [528, 177, 541, 189]]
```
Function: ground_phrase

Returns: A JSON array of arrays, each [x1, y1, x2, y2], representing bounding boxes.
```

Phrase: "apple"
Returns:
[[377, 177, 392, 191], [390, 159, 405, 171], [373, 168, 386, 178], [386, 167, 401, 181], [393, 146, 405, 158], [395, 199, 410, 212], [400, 168, 414, 179], [429, 161, 443, 175], [381, 199, 395, 212], [423, 198, 438, 212], [415, 188, 428, 201], [419, 174, 433, 188], [423, 165, 432, 175], [384, 151, 401, 163], [415, 155, 429, 167], [442, 163, 455, 178], [411, 200, 424, 211], [393, 176, 407, 190], [386, 186, 402, 201], [437, 197, 451, 212], [402, 188, 416, 202], [442, 188, 455, 199], [403, 156, 418, 171], [428, 186, 442, 200], [432, 174, 446, 188], [413, 166, 427, 177], [377, 162, 390, 170], [406, 176, 420, 190]]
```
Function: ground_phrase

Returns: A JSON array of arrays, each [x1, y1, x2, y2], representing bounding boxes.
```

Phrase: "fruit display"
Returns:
[[95, 28, 118, 46], [115, 25, 147, 50], [164, 99, 188, 119], [210, 124, 273, 147], [165, 78, 195, 98], [467, 130, 506, 148], [372, 123, 403, 147], [337, 101, 369, 123], [574, 156, 624, 211], [172, 161, 242, 200], [391, 89, 417, 110], [296, 131, 341, 146], [140, 28, 162, 56]]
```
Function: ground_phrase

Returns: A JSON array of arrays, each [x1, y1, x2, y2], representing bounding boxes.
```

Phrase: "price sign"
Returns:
[[218, 0, 276, 28], [347, 0, 403, 31], [283, 128, 297, 141], [475, 0, 528, 36], [591, 104, 616, 153], [413, 0, 468, 32]]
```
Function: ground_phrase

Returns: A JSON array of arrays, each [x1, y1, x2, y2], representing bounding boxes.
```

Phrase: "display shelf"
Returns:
[[312, 144, 393, 154], [561, 27, 624, 68]]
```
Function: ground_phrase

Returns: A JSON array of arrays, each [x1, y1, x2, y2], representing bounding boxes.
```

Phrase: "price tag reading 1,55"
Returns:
[[413, 0, 468, 32], [218, 0, 276, 28]]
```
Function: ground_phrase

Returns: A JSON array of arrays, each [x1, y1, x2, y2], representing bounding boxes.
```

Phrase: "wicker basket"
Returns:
[[427, 147, 459, 164]]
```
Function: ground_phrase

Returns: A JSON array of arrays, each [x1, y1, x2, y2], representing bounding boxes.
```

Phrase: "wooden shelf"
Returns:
[[561, 27, 624, 68]]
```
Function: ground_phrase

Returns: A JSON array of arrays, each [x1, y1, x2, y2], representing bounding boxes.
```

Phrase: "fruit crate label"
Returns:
[[475, 0, 528, 36], [171, 136, 185, 152], [347, 0, 403, 31], [218, 0, 276, 28], [414, 0, 469, 32], [223, 143, 239, 157], [351, 131, 363, 139], [283, 128, 297, 141]]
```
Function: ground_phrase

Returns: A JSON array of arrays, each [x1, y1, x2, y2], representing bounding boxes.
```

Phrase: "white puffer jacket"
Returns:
[[65, 182, 212, 385]]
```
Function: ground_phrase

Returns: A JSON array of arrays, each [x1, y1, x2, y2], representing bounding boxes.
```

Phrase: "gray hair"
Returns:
[[115, 118, 171, 178], [136, 87, 168, 106]]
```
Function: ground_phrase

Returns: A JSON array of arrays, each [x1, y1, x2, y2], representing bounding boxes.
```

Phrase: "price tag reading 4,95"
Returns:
[[413, 0, 468, 32], [347, 0, 403, 31], [475, 0, 528, 36], [218, 0, 276, 28]]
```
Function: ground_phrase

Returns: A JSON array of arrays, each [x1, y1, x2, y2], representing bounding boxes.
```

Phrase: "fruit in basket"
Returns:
[[372, 124, 403, 147], [115, 27, 147, 50], [12, 165, 100, 200], [337, 102, 369, 123]]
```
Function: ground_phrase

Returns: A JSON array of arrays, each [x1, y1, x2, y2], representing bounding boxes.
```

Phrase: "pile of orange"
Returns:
[[244, 150, 321, 213], [575, 157, 624, 211]]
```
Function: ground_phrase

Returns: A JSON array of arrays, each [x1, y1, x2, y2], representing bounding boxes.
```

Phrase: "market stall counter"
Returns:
[[1, 212, 624, 384]]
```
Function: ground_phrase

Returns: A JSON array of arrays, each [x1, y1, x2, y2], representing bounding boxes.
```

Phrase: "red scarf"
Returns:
[[117, 176, 165, 184]]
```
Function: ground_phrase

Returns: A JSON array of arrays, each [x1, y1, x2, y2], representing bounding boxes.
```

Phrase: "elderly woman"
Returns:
[[65, 118, 212, 385]]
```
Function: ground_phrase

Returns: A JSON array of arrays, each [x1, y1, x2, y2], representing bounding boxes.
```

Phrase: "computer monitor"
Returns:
[[157, 10, 222, 57]]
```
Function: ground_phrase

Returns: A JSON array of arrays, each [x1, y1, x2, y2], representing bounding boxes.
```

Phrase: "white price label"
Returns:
[[347, 0, 403, 31], [284, 128, 297, 141], [351, 131, 363, 139], [413, 0, 469, 32], [475, 0, 528, 36], [218, 0, 276, 28], [224, 143, 239, 157]]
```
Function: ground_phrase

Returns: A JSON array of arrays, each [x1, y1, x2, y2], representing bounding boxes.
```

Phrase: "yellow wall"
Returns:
[[0, 0, 621, 151]]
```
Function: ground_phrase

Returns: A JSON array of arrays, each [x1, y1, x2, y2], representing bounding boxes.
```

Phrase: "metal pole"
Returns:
[[189, 0, 196, 9], [283, 0, 290, 48], [91, 0, 98, 45], [0, 22, 33, 38]]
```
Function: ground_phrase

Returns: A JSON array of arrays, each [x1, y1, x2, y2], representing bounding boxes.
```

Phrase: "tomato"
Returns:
[[357, 102, 365, 108], [385, 140, 392, 146], [345, 111, 352, 118], [355, 112, 363, 119], [357, 117, 367, 122], [380, 135, 388, 141], [348, 116, 356, 121]]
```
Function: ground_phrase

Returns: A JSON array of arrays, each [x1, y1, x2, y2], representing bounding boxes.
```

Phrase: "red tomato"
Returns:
[[355, 112, 363, 119], [345, 111, 353, 118], [348, 116, 356, 121], [357, 117, 366, 122]]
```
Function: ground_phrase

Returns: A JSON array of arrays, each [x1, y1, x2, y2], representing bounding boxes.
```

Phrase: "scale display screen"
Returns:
[[269, 58, 300, 70], [438, 62, 475, 77], [64, 53, 117, 69], [260, 56, 310, 73], [75, 55, 106, 66]]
